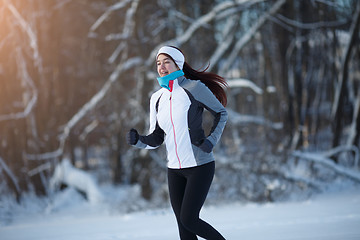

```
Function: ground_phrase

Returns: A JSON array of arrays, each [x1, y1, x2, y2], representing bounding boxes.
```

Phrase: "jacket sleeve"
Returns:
[[186, 81, 227, 147], [134, 90, 164, 149]]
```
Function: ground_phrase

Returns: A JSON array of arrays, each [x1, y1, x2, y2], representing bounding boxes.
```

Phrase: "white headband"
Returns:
[[156, 46, 185, 69]]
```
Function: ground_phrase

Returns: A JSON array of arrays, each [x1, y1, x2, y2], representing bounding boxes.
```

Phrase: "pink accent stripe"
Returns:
[[169, 80, 174, 92], [169, 93, 181, 169]]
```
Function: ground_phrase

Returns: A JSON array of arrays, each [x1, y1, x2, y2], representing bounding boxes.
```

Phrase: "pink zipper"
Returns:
[[169, 92, 181, 169]]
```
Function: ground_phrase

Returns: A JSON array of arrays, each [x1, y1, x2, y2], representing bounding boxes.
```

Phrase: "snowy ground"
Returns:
[[1, 187, 360, 240]]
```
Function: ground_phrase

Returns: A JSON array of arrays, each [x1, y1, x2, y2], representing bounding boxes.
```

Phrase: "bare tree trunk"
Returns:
[[332, 1, 360, 150], [0, 157, 21, 202], [113, 132, 123, 184], [347, 95, 360, 147]]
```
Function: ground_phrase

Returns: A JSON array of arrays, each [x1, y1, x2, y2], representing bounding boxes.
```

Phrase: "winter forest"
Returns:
[[1, 0, 360, 217]]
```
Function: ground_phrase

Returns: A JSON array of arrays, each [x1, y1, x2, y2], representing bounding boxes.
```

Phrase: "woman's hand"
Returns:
[[199, 139, 213, 153], [126, 128, 139, 145]]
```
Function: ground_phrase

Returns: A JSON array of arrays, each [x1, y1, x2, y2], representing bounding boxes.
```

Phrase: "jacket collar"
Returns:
[[167, 76, 186, 92]]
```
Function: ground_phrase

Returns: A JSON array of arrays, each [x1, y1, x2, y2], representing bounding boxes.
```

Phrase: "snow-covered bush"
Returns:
[[49, 159, 103, 204]]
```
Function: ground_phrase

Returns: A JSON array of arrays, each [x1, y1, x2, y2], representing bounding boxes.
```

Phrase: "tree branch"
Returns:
[[25, 57, 142, 160], [104, 0, 140, 41], [0, 50, 38, 122], [331, 1, 360, 147], [208, 14, 240, 71], [228, 109, 283, 130], [275, 14, 348, 30], [145, 0, 268, 67], [219, 0, 286, 76], [227, 78, 264, 94], [89, 0, 132, 34], [0, 156, 21, 200], [5, 0, 43, 74], [293, 148, 360, 183]]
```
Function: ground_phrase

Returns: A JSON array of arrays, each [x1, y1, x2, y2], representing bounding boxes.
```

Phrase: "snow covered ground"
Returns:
[[1, 187, 360, 240]]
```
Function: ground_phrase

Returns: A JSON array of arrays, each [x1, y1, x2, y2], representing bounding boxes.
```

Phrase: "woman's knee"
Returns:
[[180, 211, 197, 231]]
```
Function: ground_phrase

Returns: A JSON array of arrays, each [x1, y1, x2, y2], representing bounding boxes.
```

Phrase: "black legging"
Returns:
[[167, 161, 226, 240]]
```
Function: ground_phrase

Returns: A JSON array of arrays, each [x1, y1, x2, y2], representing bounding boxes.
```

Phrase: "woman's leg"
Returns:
[[180, 162, 226, 240], [168, 169, 198, 240]]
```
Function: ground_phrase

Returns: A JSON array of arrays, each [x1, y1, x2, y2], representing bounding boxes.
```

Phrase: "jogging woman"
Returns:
[[126, 46, 227, 240]]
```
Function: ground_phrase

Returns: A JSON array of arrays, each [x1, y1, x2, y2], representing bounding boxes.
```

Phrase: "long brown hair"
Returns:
[[170, 46, 228, 107]]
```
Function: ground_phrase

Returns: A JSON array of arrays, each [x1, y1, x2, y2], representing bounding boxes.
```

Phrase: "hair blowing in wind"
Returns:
[[170, 46, 228, 107]]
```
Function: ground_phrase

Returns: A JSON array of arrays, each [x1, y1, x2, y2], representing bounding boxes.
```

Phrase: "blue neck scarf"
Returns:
[[157, 70, 184, 91]]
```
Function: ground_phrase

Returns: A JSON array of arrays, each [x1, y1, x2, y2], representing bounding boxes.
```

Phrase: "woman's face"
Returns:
[[157, 54, 179, 77]]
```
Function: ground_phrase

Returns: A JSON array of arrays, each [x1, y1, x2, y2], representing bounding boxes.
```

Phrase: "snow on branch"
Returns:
[[53, 0, 72, 10], [275, 14, 348, 30], [208, 15, 240, 71], [89, 0, 132, 34], [25, 57, 142, 161], [0, 156, 21, 194], [79, 120, 99, 141], [108, 42, 126, 64], [104, 0, 140, 41], [292, 148, 360, 183], [227, 109, 283, 129], [227, 78, 263, 94], [1, 1, 43, 122], [172, 10, 212, 30], [0, 50, 38, 122], [321, 145, 360, 168], [220, 0, 286, 76], [5, 0, 43, 73], [28, 162, 52, 177], [174, 0, 241, 46], [63, 56, 139, 136], [146, 0, 267, 67]]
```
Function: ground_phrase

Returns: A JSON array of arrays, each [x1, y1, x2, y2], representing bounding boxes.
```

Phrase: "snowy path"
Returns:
[[1, 190, 360, 240]]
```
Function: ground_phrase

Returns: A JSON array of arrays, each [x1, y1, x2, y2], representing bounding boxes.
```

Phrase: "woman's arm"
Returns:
[[184, 80, 228, 147], [133, 90, 165, 149]]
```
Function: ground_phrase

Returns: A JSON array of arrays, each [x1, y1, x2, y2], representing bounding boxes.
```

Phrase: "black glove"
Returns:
[[126, 128, 139, 145], [199, 139, 213, 153]]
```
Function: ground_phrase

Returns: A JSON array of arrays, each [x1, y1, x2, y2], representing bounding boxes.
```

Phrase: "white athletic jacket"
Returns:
[[135, 76, 227, 169]]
